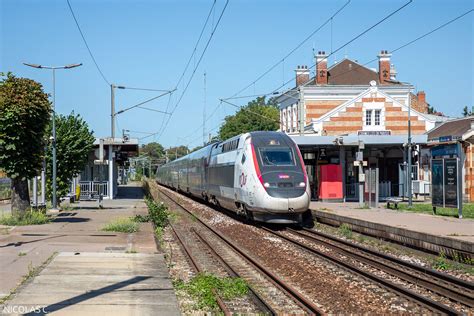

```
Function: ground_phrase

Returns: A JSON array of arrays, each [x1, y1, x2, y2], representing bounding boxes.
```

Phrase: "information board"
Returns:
[[431, 159, 444, 207], [444, 158, 458, 208]]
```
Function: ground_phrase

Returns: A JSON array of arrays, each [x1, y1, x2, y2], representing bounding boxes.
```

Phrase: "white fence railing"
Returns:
[[79, 181, 108, 200]]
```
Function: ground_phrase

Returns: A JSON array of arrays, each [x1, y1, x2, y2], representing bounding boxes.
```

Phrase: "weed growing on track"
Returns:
[[338, 223, 353, 239], [0, 210, 50, 226], [102, 217, 139, 233], [175, 273, 248, 310], [144, 197, 170, 227]]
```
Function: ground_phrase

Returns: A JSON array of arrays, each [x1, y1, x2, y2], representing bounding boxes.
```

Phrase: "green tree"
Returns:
[[140, 142, 164, 160], [0, 73, 51, 215], [45, 112, 94, 202], [218, 96, 279, 141], [462, 106, 472, 117], [167, 145, 189, 161]]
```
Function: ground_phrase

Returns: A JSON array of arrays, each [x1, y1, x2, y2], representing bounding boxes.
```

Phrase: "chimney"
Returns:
[[417, 91, 426, 104], [378, 50, 391, 84], [295, 65, 309, 86], [416, 91, 428, 113], [316, 51, 328, 85]]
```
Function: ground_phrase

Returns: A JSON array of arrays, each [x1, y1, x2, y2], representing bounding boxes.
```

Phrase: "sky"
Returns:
[[1, 0, 473, 148]]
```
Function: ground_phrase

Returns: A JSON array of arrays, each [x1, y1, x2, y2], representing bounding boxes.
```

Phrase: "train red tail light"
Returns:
[[295, 145, 307, 187], [251, 142, 265, 188]]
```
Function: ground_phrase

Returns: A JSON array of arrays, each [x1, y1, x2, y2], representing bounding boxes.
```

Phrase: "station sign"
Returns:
[[431, 144, 458, 158], [358, 130, 391, 136], [431, 158, 461, 210]]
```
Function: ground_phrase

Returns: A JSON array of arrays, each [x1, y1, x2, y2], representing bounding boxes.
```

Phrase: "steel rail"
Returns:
[[157, 186, 323, 315], [263, 227, 460, 316], [169, 223, 232, 316], [191, 227, 276, 315], [292, 228, 474, 307]]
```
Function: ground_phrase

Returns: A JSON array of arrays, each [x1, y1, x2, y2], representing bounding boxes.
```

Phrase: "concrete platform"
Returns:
[[0, 183, 180, 315], [3, 252, 179, 315], [310, 202, 474, 260]]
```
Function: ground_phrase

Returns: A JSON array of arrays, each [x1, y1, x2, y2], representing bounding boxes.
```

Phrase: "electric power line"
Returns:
[[265, 0, 414, 97], [143, 0, 230, 142], [155, 0, 218, 142], [228, 0, 351, 99], [183, 3, 472, 147], [66, 0, 110, 85]]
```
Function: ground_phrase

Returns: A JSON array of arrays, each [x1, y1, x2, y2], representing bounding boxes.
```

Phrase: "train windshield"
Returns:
[[259, 148, 295, 166]]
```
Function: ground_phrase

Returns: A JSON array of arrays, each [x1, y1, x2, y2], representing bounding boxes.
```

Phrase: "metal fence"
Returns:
[[79, 181, 108, 200], [0, 178, 11, 200]]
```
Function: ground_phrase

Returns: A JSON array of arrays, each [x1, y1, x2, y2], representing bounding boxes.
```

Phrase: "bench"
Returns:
[[386, 197, 403, 209]]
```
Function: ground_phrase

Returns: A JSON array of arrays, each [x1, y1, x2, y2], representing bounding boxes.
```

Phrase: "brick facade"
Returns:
[[320, 96, 428, 136]]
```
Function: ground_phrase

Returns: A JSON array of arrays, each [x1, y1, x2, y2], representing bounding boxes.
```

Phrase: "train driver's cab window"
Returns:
[[241, 153, 246, 164], [259, 148, 295, 166]]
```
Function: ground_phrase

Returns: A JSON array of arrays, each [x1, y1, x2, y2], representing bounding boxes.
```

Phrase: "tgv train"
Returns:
[[156, 131, 311, 224]]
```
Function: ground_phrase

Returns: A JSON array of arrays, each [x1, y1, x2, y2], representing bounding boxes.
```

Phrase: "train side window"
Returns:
[[241, 154, 246, 164]]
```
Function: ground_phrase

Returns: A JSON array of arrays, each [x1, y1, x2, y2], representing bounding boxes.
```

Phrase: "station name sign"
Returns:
[[358, 130, 391, 136]]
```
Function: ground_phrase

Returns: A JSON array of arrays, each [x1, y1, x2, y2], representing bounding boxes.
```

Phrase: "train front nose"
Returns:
[[260, 170, 310, 213], [261, 171, 306, 199]]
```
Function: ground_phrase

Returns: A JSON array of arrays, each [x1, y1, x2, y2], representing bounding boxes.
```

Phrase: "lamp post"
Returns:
[[23, 63, 82, 211]]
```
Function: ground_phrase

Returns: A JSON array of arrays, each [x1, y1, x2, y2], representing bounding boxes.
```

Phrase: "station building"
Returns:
[[77, 137, 139, 199], [277, 50, 448, 201]]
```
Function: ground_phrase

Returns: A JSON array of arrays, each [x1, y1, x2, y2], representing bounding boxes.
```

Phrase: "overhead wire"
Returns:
[[66, 0, 110, 85], [220, 5, 474, 137], [227, 0, 351, 99], [268, 0, 413, 96], [155, 0, 219, 141], [178, 0, 351, 144], [143, 0, 230, 142], [215, 0, 413, 127]]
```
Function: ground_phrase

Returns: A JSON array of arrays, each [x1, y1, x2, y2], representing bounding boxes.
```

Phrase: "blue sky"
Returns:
[[1, 0, 472, 148]]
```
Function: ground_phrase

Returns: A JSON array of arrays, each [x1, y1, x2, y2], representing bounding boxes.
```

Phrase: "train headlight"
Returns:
[[264, 182, 270, 188], [298, 182, 306, 187]]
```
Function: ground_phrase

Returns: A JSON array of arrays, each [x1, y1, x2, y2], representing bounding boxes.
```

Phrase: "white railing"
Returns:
[[79, 181, 108, 200]]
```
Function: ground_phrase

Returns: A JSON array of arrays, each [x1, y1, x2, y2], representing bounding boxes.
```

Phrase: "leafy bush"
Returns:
[[0, 210, 50, 226], [102, 217, 139, 233], [132, 214, 150, 222], [145, 197, 170, 229], [175, 273, 248, 309]]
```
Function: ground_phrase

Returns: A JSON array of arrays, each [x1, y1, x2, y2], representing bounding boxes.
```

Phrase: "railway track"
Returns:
[[288, 227, 474, 307], [155, 183, 469, 315], [158, 187, 324, 315], [264, 227, 469, 315]]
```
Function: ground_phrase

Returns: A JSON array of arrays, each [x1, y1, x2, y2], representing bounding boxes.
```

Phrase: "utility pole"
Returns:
[[23, 62, 82, 211], [407, 88, 413, 207], [111, 84, 115, 139]]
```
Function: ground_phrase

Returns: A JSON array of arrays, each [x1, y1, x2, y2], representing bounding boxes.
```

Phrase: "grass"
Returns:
[[125, 249, 138, 254], [338, 223, 353, 239], [392, 203, 474, 219], [174, 273, 249, 310], [0, 210, 50, 226], [102, 217, 139, 233], [18, 252, 26, 257]]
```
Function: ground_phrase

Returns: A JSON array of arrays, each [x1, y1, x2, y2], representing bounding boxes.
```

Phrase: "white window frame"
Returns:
[[363, 102, 385, 131], [374, 109, 381, 126], [365, 110, 372, 126]]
